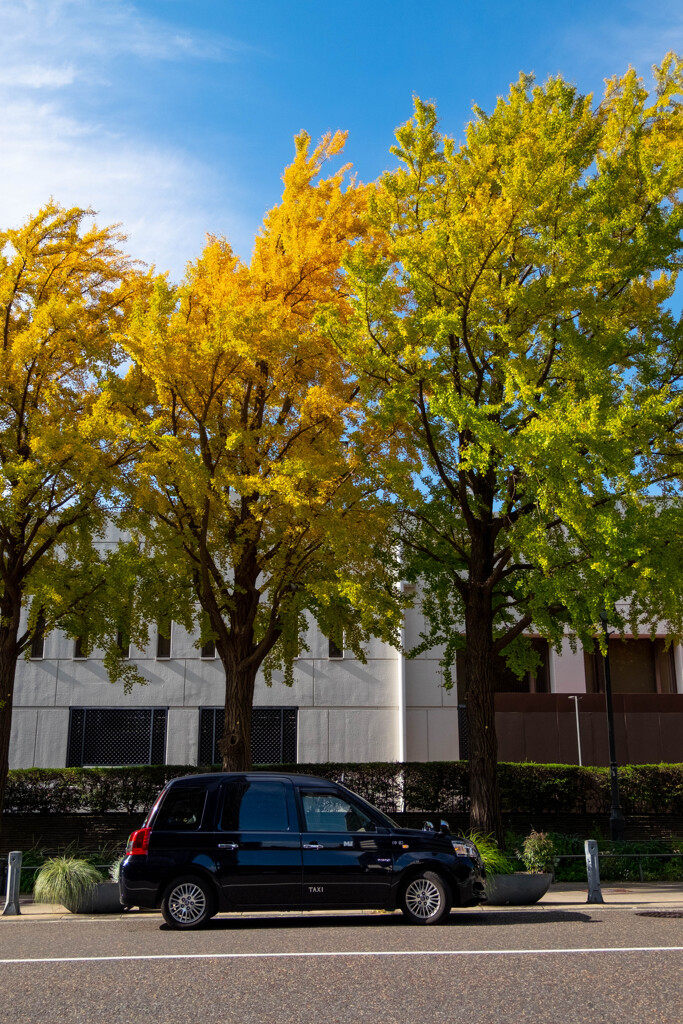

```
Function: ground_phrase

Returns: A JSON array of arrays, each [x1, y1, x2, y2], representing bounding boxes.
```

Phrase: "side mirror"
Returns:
[[422, 820, 435, 832], [438, 819, 451, 834]]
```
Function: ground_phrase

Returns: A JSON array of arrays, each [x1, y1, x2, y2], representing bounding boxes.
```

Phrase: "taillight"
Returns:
[[126, 827, 151, 855]]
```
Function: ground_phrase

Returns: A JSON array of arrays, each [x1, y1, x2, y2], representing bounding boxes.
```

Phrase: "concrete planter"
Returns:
[[66, 881, 123, 914], [485, 872, 553, 906]]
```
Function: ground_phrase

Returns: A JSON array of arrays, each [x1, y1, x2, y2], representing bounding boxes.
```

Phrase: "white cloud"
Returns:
[[0, 64, 77, 88], [0, 0, 247, 65], [0, 1, 255, 279], [0, 96, 252, 280], [564, 1, 683, 87]]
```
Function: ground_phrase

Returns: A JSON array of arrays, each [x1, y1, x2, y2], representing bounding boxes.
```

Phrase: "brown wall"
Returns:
[[495, 693, 683, 765]]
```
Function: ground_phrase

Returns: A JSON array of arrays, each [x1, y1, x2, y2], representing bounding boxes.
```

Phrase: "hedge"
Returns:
[[4, 762, 683, 817]]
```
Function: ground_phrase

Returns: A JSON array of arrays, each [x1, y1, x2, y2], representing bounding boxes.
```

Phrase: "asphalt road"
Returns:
[[1, 908, 682, 1024]]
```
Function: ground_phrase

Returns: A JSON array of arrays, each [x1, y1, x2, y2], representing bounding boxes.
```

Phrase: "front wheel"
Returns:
[[161, 876, 216, 930], [400, 871, 451, 925]]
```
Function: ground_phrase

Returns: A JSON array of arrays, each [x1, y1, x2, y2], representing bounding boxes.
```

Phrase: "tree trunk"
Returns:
[[218, 652, 257, 772], [0, 624, 20, 840], [464, 590, 502, 843]]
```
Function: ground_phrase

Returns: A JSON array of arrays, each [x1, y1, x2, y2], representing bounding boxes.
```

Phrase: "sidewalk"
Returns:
[[5, 882, 683, 920], [541, 881, 683, 908]]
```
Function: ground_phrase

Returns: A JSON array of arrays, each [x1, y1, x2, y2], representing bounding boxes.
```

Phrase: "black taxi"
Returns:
[[119, 772, 486, 929]]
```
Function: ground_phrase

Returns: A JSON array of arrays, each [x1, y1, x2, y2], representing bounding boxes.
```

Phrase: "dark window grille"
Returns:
[[198, 707, 297, 765], [201, 639, 216, 659], [457, 704, 469, 761], [30, 615, 46, 659], [66, 708, 167, 767]]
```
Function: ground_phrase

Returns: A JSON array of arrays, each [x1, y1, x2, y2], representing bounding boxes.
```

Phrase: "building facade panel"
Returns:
[[296, 708, 330, 762], [34, 708, 71, 768], [54, 657, 185, 707], [14, 658, 59, 708], [327, 709, 398, 762], [312, 658, 397, 708], [405, 708, 429, 761], [9, 709, 39, 768], [166, 708, 200, 765]]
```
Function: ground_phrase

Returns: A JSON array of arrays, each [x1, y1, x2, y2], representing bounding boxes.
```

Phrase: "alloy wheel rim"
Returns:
[[168, 882, 207, 924], [405, 877, 441, 918]]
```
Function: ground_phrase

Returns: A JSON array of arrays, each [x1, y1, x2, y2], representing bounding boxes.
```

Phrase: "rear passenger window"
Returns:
[[155, 787, 206, 830], [219, 780, 290, 832]]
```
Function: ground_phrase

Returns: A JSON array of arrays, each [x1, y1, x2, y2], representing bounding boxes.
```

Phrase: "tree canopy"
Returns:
[[333, 58, 683, 834], [0, 202, 139, 824], [111, 131, 402, 770]]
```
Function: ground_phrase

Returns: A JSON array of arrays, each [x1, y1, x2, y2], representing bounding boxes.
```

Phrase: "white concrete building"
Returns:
[[9, 597, 683, 769]]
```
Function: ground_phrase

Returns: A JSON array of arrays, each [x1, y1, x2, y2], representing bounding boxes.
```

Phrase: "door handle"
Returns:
[[218, 842, 239, 850], [303, 842, 324, 850]]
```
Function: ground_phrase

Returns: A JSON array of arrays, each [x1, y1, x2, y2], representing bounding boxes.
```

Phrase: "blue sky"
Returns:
[[1, 0, 682, 280]]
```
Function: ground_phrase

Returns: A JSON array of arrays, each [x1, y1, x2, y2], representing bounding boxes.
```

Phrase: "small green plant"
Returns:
[[467, 832, 518, 875], [519, 830, 557, 873], [108, 856, 124, 883], [33, 857, 103, 910]]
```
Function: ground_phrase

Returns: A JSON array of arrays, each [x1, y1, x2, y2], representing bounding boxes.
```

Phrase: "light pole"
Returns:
[[599, 608, 625, 842], [568, 695, 582, 766]]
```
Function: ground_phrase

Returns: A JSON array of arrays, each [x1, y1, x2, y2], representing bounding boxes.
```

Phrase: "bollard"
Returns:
[[2, 850, 22, 915], [585, 839, 604, 904]]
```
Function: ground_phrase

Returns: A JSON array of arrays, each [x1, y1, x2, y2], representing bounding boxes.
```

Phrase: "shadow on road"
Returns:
[[165, 909, 596, 932]]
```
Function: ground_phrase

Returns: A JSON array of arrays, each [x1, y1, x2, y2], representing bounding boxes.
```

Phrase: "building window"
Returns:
[[198, 707, 297, 766], [30, 614, 46, 660], [201, 638, 216, 659], [156, 619, 172, 659], [116, 630, 130, 660], [584, 638, 676, 695], [73, 636, 89, 660], [66, 708, 167, 767], [456, 638, 550, 701], [328, 635, 344, 659]]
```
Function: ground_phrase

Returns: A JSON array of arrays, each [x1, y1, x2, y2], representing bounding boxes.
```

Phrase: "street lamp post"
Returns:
[[599, 608, 625, 842], [568, 695, 582, 766]]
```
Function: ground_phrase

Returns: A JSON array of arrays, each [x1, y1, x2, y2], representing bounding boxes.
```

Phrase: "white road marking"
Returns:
[[1, 946, 682, 965]]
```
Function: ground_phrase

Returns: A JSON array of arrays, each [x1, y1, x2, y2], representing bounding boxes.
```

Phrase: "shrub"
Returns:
[[467, 832, 519, 875], [519, 830, 557, 873], [33, 857, 103, 909], [5, 761, 683, 817]]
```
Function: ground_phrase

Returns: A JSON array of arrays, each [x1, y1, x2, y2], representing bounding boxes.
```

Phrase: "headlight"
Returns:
[[451, 841, 478, 859]]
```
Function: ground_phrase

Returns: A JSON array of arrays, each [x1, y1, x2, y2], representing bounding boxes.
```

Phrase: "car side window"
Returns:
[[219, 780, 290, 832], [155, 787, 207, 830], [301, 792, 375, 833]]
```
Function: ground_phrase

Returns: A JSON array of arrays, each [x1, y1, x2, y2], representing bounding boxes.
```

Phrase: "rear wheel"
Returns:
[[400, 871, 451, 925], [161, 876, 216, 930]]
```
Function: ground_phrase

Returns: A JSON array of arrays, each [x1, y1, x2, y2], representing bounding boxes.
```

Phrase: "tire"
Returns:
[[400, 870, 451, 925], [161, 875, 216, 930]]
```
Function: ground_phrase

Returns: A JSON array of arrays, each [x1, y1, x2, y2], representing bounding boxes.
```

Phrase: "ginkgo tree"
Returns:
[[113, 132, 402, 771], [336, 58, 683, 837], [0, 202, 141, 824]]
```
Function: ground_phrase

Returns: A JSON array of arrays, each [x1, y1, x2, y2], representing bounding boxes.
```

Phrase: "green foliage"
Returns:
[[108, 856, 125, 883], [333, 59, 683, 835], [7, 761, 683, 817], [518, 830, 558, 873], [467, 832, 519, 875], [505, 831, 683, 882], [33, 857, 103, 909]]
